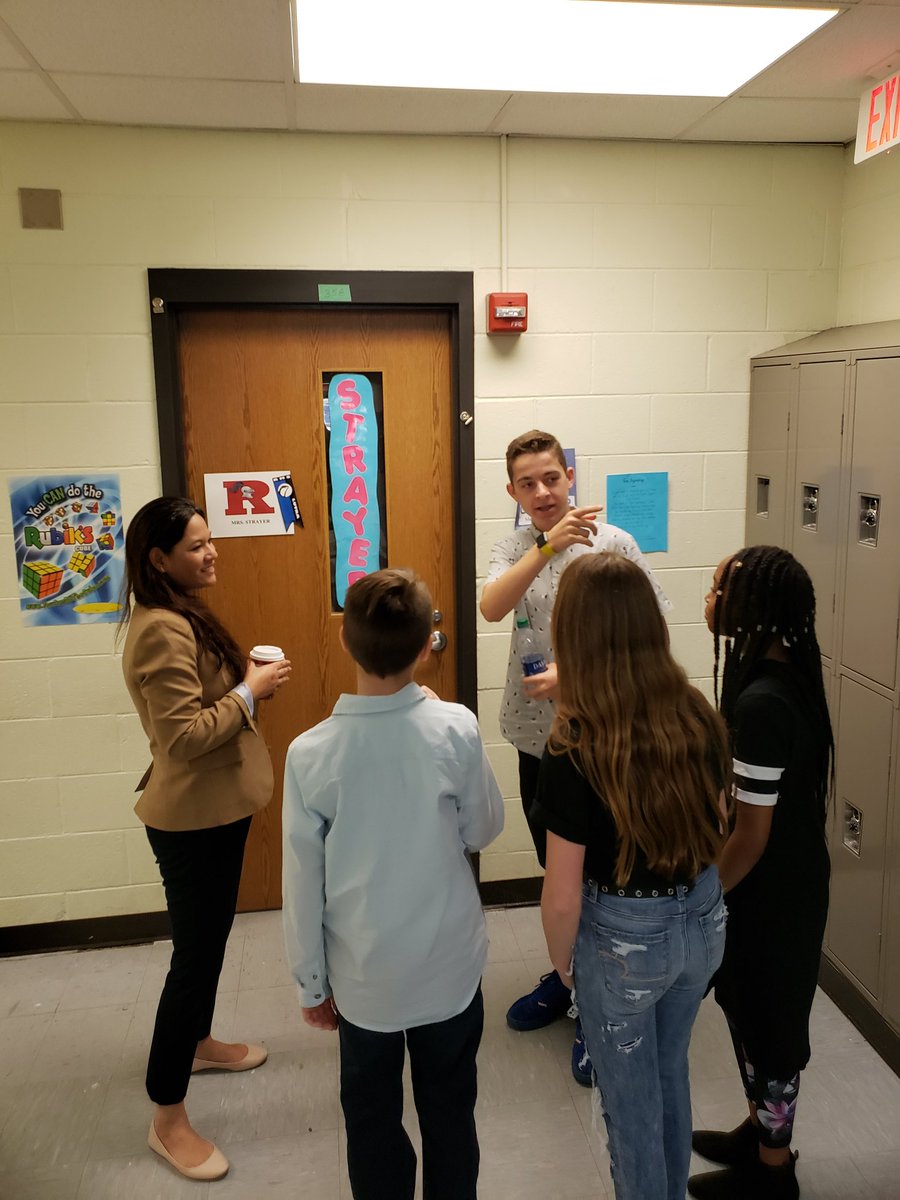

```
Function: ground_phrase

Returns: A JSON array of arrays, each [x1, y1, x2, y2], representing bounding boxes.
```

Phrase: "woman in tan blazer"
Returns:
[[121, 497, 291, 1181]]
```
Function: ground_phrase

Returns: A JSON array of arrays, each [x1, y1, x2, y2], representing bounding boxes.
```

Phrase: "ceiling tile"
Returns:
[[0, 29, 30, 69], [294, 85, 507, 135], [681, 97, 859, 143], [1, 0, 287, 81], [0, 0, 887, 144], [0, 70, 73, 120], [495, 94, 718, 140], [743, 7, 900, 99], [51, 74, 289, 130]]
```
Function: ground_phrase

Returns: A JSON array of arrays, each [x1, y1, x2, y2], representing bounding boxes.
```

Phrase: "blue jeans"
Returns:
[[574, 866, 726, 1200]]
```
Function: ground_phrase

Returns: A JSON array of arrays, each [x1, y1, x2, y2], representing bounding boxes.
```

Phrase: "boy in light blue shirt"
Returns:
[[282, 568, 503, 1200]]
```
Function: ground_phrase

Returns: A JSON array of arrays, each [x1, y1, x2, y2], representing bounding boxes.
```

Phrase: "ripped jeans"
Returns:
[[574, 865, 726, 1200]]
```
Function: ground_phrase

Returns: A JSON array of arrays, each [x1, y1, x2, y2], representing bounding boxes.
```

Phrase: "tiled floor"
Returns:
[[1, 905, 898, 1199]]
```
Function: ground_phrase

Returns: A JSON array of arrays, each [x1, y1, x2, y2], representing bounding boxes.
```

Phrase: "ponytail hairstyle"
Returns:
[[712, 545, 833, 811], [118, 497, 244, 684], [549, 553, 730, 886]]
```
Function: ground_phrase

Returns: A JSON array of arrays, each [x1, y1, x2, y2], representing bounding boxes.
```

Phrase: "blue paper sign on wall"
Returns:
[[606, 471, 669, 553]]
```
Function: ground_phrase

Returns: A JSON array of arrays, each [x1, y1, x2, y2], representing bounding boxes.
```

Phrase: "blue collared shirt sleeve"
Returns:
[[282, 749, 332, 1008], [231, 681, 255, 719], [457, 721, 504, 852]]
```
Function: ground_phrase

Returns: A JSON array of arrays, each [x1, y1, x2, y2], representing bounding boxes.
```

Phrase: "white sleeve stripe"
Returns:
[[735, 786, 778, 807], [733, 758, 784, 782]]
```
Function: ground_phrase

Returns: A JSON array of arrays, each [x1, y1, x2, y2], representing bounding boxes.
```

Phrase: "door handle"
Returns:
[[431, 631, 447, 652]]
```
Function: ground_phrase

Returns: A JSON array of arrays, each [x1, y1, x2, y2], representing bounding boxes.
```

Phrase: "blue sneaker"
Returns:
[[506, 970, 572, 1032], [571, 1019, 593, 1087]]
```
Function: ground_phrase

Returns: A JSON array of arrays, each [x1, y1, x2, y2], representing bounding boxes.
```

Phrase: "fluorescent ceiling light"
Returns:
[[293, 0, 838, 98]]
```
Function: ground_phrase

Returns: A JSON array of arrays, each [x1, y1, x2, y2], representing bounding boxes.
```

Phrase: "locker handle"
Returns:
[[842, 802, 862, 857], [858, 495, 880, 547], [801, 484, 819, 532], [755, 477, 770, 518]]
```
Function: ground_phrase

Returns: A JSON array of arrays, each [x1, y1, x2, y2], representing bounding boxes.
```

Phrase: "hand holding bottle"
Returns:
[[522, 660, 559, 701]]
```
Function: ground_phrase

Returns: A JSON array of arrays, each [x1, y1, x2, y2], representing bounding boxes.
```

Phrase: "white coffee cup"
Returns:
[[249, 644, 285, 664]]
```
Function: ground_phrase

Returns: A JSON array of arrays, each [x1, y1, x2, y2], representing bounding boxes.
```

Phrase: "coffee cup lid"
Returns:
[[250, 645, 284, 662]]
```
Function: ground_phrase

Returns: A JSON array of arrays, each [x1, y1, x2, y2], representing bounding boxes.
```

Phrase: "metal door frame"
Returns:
[[146, 268, 477, 712]]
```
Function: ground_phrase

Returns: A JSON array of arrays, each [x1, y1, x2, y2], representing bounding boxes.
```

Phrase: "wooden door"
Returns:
[[177, 308, 457, 910]]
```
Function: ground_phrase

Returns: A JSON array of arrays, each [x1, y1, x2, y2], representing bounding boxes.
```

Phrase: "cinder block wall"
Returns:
[[837, 144, 900, 325], [1, 123, 879, 920]]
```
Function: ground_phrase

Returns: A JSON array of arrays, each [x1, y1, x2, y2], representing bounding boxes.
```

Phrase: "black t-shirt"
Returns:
[[531, 746, 708, 890], [714, 660, 830, 1077]]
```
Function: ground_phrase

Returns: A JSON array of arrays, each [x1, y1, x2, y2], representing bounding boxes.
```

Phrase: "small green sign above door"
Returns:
[[318, 283, 352, 302]]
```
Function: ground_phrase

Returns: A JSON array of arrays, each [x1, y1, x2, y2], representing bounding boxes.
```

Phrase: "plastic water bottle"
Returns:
[[517, 612, 547, 677]]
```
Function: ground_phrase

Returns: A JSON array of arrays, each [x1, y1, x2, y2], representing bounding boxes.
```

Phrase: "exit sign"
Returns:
[[855, 71, 900, 164]]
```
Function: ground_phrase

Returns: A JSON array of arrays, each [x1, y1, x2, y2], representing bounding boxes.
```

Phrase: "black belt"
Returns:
[[584, 877, 694, 898]]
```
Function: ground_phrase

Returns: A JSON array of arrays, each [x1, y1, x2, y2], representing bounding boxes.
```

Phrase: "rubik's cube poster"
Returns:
[[8, 474, 125, 626]]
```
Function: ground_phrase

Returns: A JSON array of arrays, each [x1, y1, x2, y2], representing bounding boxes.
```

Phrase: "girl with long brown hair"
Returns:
[[536, 552, 730, 1200]]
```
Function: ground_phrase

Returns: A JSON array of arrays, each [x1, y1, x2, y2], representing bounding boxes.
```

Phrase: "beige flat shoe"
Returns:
[[148, 1122, 229, 1181], [191, 1042, 267, 1073]]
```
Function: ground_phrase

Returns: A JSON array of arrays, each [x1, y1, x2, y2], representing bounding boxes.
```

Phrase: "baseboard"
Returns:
[[479, 877, 542, 907], [1, 878, 544, 957], [0, 910, 171, 957], [818, 955, 900, 1077]]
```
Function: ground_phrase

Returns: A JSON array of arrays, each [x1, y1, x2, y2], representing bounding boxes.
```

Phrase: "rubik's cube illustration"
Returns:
[[70, 550, 96, 578], [101, 511, 116, 527], [97, 532, 114, 550], [22, 561, 64, 600]]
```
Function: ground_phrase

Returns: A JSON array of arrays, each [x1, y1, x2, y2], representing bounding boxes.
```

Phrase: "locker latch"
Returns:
[[801, 485, 818, 532], [858, 495, 880, 547], [756, 477, 770, 518], [842, 802, 862, 856]]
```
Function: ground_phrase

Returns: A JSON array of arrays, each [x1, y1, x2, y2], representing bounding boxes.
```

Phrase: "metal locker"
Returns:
[[750, 323, 900, 1053], [841, 356, 900, 691], [792, 361, 845, 661], [882, 715, 900, 1033], [827, 675, 893, 998], [745, 363, 793, 550]]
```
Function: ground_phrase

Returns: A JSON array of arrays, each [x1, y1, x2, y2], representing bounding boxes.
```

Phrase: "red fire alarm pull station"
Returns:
[[487, 292, 528, 334]]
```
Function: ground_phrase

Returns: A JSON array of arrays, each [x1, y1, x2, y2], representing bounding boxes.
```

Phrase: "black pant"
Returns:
[[518, 749, 545, 867], [144, 816, 251, 1105], [338, 987, 484, 1200]]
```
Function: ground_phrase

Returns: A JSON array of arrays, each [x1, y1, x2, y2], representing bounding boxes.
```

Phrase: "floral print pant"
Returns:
[[726, 1015, 801, 1149]]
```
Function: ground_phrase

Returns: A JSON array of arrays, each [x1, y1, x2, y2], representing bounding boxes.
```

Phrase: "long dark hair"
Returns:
[[713, 545, 833, 810], [549, 554, 730, 886], [118, 497, 244, 684]]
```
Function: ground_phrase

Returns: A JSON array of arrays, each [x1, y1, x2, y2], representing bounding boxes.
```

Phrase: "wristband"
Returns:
[[539, 540, 557, 558]]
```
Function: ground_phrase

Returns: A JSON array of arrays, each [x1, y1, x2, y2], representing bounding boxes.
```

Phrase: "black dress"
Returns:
[[715, 661, 830, 1079]]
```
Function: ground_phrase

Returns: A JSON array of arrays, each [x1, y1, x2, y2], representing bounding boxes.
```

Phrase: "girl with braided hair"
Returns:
[[689, 546, 833, 1200]]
